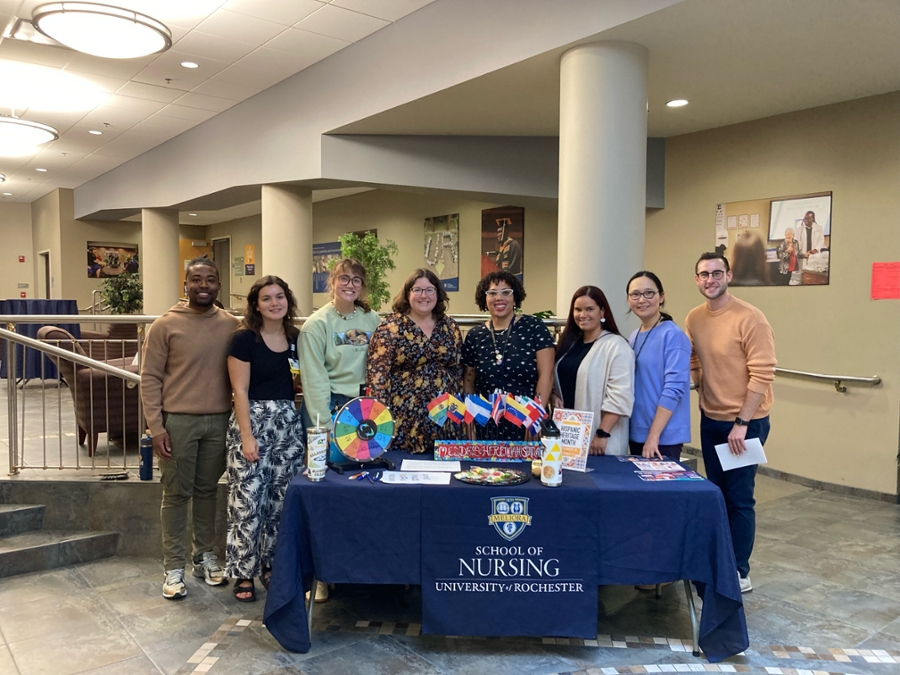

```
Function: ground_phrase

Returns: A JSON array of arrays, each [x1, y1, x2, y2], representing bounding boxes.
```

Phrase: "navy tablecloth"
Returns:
[[264, 452, 747, 662], [0, 299, 81, 380]]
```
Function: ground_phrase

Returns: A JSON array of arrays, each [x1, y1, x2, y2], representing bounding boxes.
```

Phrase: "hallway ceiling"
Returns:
[[332, 0, 900, 138], [0, 0, 434, 203]]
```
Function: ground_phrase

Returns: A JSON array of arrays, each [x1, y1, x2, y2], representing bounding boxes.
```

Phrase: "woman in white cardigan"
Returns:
[[552, 286, 634, 455]]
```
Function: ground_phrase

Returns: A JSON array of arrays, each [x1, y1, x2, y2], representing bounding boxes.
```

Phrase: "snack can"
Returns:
[[539, 418, 562, 487], [306, 425, 328, 482]]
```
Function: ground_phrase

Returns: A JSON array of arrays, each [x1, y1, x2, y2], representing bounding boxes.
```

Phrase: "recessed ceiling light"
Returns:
[[181, 61, 199, 69], [32, 2, 172, 59], [189, 213, 198, 216], [2, 192, 12, 196], [666, 99, 689, 108], [36, 167, 48, 172], [89, 129, 103, 135]]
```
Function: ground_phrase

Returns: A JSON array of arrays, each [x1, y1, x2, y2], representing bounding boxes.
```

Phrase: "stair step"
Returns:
[[0, 504, 45, 537], [0, 530, 118, 578]]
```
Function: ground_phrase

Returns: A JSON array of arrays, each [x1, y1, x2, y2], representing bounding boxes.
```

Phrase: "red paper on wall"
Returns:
[[871, 262, 900, 300]]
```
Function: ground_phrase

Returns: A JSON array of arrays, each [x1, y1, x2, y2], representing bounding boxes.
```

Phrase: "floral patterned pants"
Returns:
[[225, 400, 305, 579]]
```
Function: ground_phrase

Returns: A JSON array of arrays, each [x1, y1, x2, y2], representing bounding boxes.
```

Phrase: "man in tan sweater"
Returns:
[[685, 252, 776, 594], [141, 257, 239, 599]]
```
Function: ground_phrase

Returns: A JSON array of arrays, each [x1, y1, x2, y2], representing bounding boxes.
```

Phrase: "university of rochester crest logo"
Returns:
[[488, 496, 532, 541]]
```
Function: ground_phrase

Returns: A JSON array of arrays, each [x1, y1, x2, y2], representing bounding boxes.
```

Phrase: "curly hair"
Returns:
[[241, 275, 299, 339], [329, 258, 371, 313], [474, 271, 526, 312], [392, 268, 449, 320]]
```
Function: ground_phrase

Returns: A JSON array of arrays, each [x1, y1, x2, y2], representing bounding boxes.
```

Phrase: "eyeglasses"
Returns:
[[628, 290, 659, 301], [337, 274, 363, 286], [411, 287, 436, 296], [485, 289, 514, 298], [696, 270, 726, 281]]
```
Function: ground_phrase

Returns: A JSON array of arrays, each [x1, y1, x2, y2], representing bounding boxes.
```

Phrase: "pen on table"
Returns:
[[348, 471, 367, 480]]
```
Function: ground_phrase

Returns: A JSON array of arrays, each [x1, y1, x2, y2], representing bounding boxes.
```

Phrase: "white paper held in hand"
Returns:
[[714, 437, 767, 471]]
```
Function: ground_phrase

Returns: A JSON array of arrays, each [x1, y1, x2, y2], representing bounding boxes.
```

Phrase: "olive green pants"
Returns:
[[159, 412, 229, 571]]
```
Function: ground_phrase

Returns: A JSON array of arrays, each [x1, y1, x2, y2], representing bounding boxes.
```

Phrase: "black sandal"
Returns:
[[233, 579, 256, 603], [260, 568, 272, 591]]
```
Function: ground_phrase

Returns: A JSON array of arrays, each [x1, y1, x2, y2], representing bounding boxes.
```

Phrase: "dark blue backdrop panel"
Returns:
[[0, 299, 81, 380]]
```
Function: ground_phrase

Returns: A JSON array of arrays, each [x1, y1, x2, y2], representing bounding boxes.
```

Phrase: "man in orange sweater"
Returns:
[[142, 257, 239, 599], [685, 252, 776, 594]]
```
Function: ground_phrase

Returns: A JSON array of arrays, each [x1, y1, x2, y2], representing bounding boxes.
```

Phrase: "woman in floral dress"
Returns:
[[367, 269, 463, 453]]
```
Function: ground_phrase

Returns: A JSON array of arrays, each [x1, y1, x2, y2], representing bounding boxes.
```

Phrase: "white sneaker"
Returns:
[[192, 552, 227, 586], [738, 573, 752, 593], [305, 581, 329, 603], [163, 568, 187, 599]]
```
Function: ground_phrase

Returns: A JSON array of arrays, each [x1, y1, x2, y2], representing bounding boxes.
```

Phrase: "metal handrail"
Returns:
[[775, 367, 881, 393], [0, 328, 140, 385]]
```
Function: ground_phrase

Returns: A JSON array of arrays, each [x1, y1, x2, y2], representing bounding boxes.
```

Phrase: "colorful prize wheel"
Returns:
[[331, 397, 395, 461]]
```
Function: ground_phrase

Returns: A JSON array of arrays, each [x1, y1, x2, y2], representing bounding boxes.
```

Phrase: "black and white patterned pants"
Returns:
[[225, 400, 305, 579]]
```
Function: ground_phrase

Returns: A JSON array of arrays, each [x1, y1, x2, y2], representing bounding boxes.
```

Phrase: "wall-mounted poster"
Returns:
[[87, 242, 138, 278], [313, 242, 342, 293], [424, 213, 459, 291], [481, 206, 524, 280], [714, 192, 832, 287]]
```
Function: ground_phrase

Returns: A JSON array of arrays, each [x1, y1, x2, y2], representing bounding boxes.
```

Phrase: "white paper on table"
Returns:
[[714, 437, 767, 471], [401, 459, 461, 472], [380, 471, 451, 485]]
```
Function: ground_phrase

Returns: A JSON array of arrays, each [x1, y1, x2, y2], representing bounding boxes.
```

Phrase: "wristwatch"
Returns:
[[734, 417, 748, 427], [595, 428, 611, 439]]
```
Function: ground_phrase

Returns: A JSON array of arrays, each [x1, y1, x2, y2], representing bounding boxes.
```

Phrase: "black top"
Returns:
[[229, 329, 297, 401], [556, 338, 594, 408]]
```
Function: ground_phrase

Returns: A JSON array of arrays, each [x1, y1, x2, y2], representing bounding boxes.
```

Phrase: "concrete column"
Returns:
[[141, 208, 180, 315], [261, 185, 313, 315], [557, 41, 648, 323]]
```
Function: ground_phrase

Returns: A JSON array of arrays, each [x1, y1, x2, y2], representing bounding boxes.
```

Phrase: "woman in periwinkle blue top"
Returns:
[[626, 271, 692, 460]]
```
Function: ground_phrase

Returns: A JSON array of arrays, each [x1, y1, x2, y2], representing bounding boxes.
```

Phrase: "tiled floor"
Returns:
[[2, 383, 900, 674], [0, 472, 897, 675]]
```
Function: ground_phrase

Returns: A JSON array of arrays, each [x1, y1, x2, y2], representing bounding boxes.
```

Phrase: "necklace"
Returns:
[[488, 318, 515, 365], [332, 303, 357, 321], [633, 315, 663, 362]]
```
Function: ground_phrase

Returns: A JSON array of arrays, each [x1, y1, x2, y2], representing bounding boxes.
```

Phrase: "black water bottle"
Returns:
[[139, 435, 154, 480]]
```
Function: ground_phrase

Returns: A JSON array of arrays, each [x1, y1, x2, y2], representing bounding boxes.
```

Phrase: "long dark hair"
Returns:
[[392, 268, 449, 320], [241, 275, 299, 339], [556, 285, 620, 360], [730, 231, 770, 285], [626, 271, 673, 322]]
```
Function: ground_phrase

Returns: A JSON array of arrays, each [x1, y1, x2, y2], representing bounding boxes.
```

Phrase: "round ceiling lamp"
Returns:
[[32, 2, 172, 59], [0, 116, 59, 155]]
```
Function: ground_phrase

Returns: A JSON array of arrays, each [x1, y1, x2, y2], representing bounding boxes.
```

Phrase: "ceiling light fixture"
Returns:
[[666, 99, 689, 108], [89, 129, 103, 135], [2, 192, 12, 196], [0, 116, 59, 155], [188, 213, 198, 216], [181, 61, 199, 69], [32, 2, 172, 59], [36, 168, 48, 172]]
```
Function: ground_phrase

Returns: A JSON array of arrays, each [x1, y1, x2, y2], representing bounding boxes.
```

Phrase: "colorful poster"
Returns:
[[312, 241, 342, 293], [552, 408, 593, 472], [87, 242, 138, 278], [714, 192, 832, 287], [481, 206, 524, 280], [424, 213, 459, 291]]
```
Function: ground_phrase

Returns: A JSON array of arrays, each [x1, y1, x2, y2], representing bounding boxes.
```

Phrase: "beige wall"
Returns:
[[207, 215, 263, 310], [310, 190, 559, 315], [0, 203, 35, 300], [31, 191, 63, 300], [646, 92, 900, 495]]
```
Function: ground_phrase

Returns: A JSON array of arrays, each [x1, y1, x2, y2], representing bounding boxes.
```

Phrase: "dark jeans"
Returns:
[[700, 413, 770, 579], [628, 441, 683, 461]]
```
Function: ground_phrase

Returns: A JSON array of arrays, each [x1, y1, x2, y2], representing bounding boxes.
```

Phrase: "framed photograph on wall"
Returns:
[[424, 213, 459, 291], [481, 206, 524, 281], [87, 242, 138, 278]]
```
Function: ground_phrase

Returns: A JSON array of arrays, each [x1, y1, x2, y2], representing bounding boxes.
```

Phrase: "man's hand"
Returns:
[[152, 432, 172, 459], [727, 424, 748, 456]]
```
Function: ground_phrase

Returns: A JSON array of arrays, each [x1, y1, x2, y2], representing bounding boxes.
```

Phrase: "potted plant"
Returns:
[[101, 271, 143, 315], [334, 231, 398, 311]]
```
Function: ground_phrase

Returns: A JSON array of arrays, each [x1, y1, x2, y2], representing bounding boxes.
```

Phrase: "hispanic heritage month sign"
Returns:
[[421, 470, 600, 638]]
